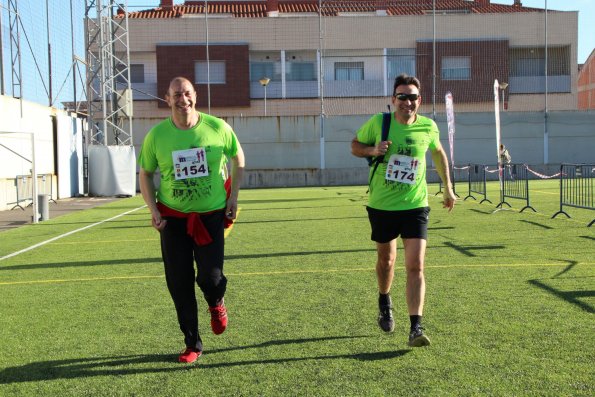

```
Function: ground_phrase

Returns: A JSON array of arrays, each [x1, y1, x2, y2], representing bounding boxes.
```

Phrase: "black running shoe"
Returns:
[[408, 326, 431, 347], [378, 304, 395, 332]]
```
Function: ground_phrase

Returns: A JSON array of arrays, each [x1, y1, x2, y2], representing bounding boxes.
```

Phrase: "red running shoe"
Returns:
[[178, 347, 202, 363], [208, 299, 228, 335]]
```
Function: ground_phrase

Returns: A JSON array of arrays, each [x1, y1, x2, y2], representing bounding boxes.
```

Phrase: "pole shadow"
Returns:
[[528, 279, 594, 314]]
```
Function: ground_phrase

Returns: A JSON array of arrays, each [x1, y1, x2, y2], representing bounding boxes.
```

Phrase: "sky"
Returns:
[[521, 0, 594, 64], [125, 0, 594, 64]]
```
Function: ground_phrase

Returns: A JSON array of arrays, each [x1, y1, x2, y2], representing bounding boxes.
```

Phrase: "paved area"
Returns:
[[0, 196, 124, 233]]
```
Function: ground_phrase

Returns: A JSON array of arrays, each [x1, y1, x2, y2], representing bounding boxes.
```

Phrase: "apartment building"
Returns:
[[578, 49, 595, 109], [121, 0, 578, 117]]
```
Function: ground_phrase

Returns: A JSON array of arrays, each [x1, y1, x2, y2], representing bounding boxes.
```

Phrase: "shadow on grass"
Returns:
[[528, 279, 594, 314], [244, 204, 363, 212], [579, 235, 595, 242], [0, 336, 409, 382], [238, 216, 364, 224], [552, 260, 578, 278], [442, 241, 505, 257], [0, 257, 163, 272], [197, 350, 410, 370], [240, 197, 339, 204], [468, 208, 493, 215], [519, 220, 553, 230], [1, 248, 377, 272], [226, 248, 376, 261]]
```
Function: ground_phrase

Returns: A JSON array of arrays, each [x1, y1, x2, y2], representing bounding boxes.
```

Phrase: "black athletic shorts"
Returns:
[[366, 206, 430, 243]]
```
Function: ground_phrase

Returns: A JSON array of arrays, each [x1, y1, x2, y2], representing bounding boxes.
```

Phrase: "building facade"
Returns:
[[119, 0, 578, 119], [578, 49, 595, 110]]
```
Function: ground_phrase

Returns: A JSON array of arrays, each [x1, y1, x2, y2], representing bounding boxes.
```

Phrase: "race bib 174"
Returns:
[[385, 154, 418, 185], [172, 148, 209, 180]]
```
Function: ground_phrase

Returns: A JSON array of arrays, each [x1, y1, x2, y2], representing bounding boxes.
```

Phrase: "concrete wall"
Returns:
[[131, 110, 595, 188]]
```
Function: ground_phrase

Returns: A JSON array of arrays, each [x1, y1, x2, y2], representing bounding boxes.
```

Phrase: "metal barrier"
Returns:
[[496, 164, 536, 212], [552, 164, 595, 227], [9, 174, 55, 210], [433, 166, 466, 198], [10, 175, 29, 210], [464, 164, 492, 204]]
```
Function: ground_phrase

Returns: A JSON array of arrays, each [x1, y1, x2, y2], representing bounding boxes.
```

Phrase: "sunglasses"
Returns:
[[394, 93, 419, 101]]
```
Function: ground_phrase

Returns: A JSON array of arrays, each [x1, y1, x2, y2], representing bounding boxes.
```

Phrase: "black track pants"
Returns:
[[159, 210, 227, 348]]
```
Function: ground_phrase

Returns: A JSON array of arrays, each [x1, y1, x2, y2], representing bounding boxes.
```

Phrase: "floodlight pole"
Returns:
[[432, 0, 436, 120], [543, 0, 549, 164], [0, 5, 4, 95], [204, 0, 211, 113], [259, 77, 270, 116], [46, 0, 53, 106], [318, 0, 325, 170], [499, 82, 508, 112]]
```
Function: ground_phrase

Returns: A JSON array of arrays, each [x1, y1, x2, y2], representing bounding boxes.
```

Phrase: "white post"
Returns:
[[30, 132, 38, 224], [264, 85, 267, 116]]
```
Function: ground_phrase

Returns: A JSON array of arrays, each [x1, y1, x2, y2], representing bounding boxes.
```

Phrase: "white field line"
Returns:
[[0, 205, 147, 262], [1, 261, 592, 286]]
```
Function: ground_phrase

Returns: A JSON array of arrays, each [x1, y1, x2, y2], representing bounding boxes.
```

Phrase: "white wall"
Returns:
[[0, 96, 85, 210]]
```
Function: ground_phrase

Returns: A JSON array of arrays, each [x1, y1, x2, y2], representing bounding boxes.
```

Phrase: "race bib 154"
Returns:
[[172, 148, 209, 180]]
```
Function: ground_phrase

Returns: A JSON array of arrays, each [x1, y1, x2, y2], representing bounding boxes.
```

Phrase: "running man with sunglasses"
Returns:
[[351, 74, 456, 347]]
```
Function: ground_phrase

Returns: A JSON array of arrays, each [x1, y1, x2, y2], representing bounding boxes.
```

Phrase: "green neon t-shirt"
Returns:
[[138, 112, 238, 213], [356, 113, 440, 211]]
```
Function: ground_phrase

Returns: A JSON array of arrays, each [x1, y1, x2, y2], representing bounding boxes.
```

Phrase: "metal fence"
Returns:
[[552, 164, 595, 227], [464, 164, 492, 204], [496, 164, 536, 213], [9, 174, 54, 210]]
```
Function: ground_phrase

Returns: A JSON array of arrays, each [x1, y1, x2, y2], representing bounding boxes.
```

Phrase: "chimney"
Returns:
[[267, 0, 279, 17], [375, 0, 388, 16], [160, 0, 174, 9], [513, 0, 522, 6]]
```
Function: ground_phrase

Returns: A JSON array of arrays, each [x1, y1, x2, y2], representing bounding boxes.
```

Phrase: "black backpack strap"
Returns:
[[367, 112, 392, 190], [381, 111, 392, 143]]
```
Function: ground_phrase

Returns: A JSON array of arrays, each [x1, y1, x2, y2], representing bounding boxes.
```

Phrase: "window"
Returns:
[[115, 64, 144, 84], [335, 62, 364, 81], [512, 58, 545, 77], [130, 64, 145, 83], [195, 61, 226, 84], [250, 62, 281, 82], [441, 57, 470, 80], [286, 62, 316, 81], [387, 49, 415, 80]]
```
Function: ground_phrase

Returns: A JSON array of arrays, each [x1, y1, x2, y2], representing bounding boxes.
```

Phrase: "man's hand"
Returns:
[[351, 137, 392, 158], [374, 140, 392, 157], [442, 188, 457, 212], [225, 197, 239, 220], [151, 211, 167, 231]]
